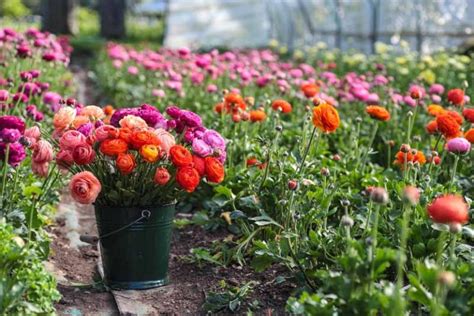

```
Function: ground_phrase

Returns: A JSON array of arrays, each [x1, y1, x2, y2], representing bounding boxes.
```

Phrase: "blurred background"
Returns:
[[1, 0, 474, 54]]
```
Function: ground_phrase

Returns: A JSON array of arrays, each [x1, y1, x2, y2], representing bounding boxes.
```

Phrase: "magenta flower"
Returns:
[[0, 128, 21, 143], [192, 138, 213, 157], [0, 115, 25, 133], [429, 83, 445, 95], [0, 142, 26, 166], [447, 138, 471, 154]]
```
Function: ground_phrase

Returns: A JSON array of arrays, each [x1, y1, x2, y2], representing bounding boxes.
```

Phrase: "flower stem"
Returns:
[[449, 155, 459, 191], [369, 204, 381, 293], [0, 144, 10, 209]]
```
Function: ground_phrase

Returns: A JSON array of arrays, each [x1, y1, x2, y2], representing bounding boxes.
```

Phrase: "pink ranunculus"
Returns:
[[403, 95, 417, 107], [94, 125, 119, 141], [152, 89, 165, 98], [429, 83, 444, 95], [32, 140, 54, 163], [69, 171, 101, 204], [192, 138, 213, 157], [206, 84, 218, 93], [59, 130, 86, 151], [32, 161, 49, 178], [447, 137, 471, 154], [127, 66, 139, 75], [154, 128, 175, 155]]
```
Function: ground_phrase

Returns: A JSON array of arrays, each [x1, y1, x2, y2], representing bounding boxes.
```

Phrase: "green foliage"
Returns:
[[0, 220, 60, 314], [203, 281, 257, 313], [0, 0, 30, 17]]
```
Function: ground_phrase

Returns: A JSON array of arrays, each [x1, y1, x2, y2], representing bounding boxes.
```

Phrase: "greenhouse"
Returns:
[[0, 0, 473, 314]]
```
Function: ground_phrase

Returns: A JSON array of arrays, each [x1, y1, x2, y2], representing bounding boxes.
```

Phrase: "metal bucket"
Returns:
[[94, 203, 175, 290]]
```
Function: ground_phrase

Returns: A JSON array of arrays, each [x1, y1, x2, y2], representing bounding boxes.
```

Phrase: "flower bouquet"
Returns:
[[52, 103, 226, 289]]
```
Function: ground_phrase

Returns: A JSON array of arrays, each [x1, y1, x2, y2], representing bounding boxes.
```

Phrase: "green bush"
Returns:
[[0, 0, 30, 17]]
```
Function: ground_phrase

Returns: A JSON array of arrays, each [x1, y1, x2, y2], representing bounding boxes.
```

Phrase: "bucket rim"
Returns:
[[93, 200, 177, 209]]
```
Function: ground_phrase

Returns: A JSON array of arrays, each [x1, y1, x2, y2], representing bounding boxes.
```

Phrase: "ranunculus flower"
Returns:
[[119, 115, 148, 130], [429, 83, 444, 95], [69, 171, 101, 204], [80, 105, 105, 120], [73, 143, 96, 165], [32, 140, 54, 163], [447, 88, 465, 106], [32, 161, 49, 178], [99, 139, 128, 157], [59, 130, 87, 151], [139, 144, 160, 163], [203, 130, 226, 150], [116, 153, 136, 175], [180, 110, 202, 128], [154, 128, 175, 155], [204, 157, 225, 183], [0, 115, 25, 133], [95, 125, 119, 141], [0, 142, 26, 166], [192, 138, 212, 157], [53, 107, 76, 130], [176, 167, 200, 192], [56, 149, 74, 170], [154, 167, 171, 185], [446, 137, 471, 154], [427, 194, 469, 224], [77, 122, 94, 136], [0, 90, 9, 102], [0, 128, 21, 143], [193, 155, 205, 176], [110, 108, 139, 127], [312, 102, 340, 133], [170, 145, 193, 167]]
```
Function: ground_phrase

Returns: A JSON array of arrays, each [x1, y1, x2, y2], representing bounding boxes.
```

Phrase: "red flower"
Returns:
[[154, 167, 171, 186], [204, 157, 225, 183], [462, 108, 474, 123], [176, 167, 200, 192], [169, 145, 193, 167], [193, 155, 205, 176], [446, 88, 465, 106], [116, 153, 136, 175], [427, 194, 469, 224], [436, 114, 461, 139], [73, 143, 95, 165], [271, 99, 292, 113]]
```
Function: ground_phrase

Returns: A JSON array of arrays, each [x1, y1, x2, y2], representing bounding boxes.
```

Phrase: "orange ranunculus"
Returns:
[[176, 167, 200, 192], [366, 106, 390, 121], [204, 157, 225, 183], [119, 127, 133, 143], [116, 153, 136, 175], [301, 82, 319, 98], [312, 102, 340, 133], [130, 130, 160, 149], [427, 194, 468, 224], [436, 114, 461, 139], [394, 150, 426, 167], [139, 144, 161, 163], [425, 120, 438, 135], [53, 106, 76, 130], [446, 111, 463, 125], [154, 167, 171, 185], [271, 99, 292, 114], [169, 145, 193, 167], [214, 102, 224, 114], [224, 93, 244, 105], [69, 171, 101, 204], [104, 105, 114, 116], [250, 110, 266, 122], [224, 93, 246, 113], [99, 138, 128, 157], [446, 88, 465, 106], [465, 128, 474, 144], [427, 104, 446, 117]]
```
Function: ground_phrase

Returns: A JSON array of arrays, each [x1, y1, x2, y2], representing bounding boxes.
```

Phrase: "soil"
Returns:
[[49, 195, 295, 315]]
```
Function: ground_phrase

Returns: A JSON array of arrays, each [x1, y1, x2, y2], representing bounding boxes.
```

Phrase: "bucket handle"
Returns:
[[99, 210, 151, 240]]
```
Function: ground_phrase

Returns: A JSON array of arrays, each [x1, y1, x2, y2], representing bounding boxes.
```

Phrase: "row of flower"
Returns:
[[92, 42, 473, 314], [0, 27, 74, 314]]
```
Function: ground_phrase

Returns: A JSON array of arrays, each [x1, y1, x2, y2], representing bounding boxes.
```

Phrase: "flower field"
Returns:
[[1, 26, 473, 314]]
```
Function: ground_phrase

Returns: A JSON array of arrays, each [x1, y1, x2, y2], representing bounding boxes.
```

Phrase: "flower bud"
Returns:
[[333, 154, 341, 161], [341, 215, 354, 227], [407, 111, 414, 117], [413, 135, 421, 142], [437, 271, 456, 287], [402, 186, 420, 205], [320, 167, 330, 177], [370, 187, 389, 204], [341, 199, 351, 207], [400, 144, 411, 153], [365, 237, 373, 246], [275, 125, 283, 132], [388, 140, 395, 147], [288, 179, 298, 191], [232, 114, 241, 123], [410, 89, 421, 99], [355, 117, 362, 123]]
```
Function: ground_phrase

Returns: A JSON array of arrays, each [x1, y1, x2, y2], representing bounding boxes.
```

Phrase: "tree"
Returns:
[[98, 0, 125, 39], [41, 0, 77, 35]]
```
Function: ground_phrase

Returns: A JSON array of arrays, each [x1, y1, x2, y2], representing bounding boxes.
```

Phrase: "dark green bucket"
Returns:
[[94, 203, 175, 290]]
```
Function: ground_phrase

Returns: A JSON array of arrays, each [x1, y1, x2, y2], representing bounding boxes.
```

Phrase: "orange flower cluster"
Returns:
[[435, 113, 462, 139], [366, 106, 390, 121], [214, 93, 247, 115], [394, 149, 426, 168], [312, 102, 340, 133]]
